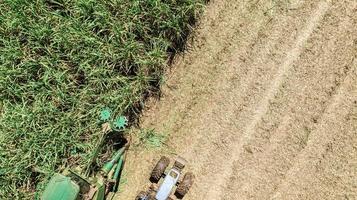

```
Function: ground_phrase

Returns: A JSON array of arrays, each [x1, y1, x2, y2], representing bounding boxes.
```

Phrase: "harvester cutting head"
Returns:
[[41, 110, 128, 200]]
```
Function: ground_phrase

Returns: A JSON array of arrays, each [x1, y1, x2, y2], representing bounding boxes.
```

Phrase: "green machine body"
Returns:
[[41, 173, 80, 200]]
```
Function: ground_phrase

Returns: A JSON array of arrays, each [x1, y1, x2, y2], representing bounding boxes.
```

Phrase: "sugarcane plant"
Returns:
[[41, 109, 129, 200]]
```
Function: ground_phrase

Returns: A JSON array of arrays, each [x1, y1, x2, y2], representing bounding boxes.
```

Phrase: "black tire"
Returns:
[[135, 191, 148, 200], [175, 172, 194, 198], [150, 156, 170, 183]]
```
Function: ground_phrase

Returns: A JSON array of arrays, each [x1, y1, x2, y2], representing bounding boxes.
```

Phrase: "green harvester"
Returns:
[[41, 110, 128, 200]]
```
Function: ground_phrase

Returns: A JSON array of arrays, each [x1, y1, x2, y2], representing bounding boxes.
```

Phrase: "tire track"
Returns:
[[223, 2, 356, 198], [179, 0, 290, 175], [197, 1, 330, 199], [270, 64, 357, 200]]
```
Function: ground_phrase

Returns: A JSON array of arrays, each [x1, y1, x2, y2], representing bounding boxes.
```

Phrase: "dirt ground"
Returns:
[[117, 0, 357, 199]]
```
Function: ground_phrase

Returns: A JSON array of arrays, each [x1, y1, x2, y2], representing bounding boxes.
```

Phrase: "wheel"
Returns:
[[149, 183, 158, 192], [175, 172, 194, 198], [135, 191, 148, 200], [150, 156, 170, 183]]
